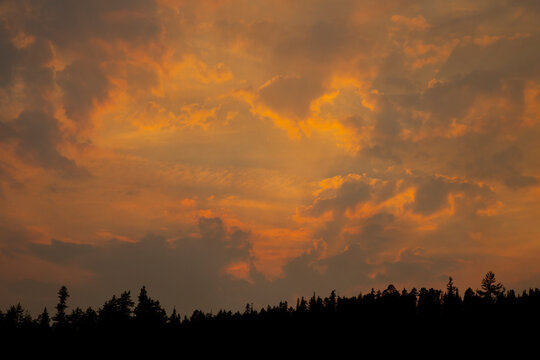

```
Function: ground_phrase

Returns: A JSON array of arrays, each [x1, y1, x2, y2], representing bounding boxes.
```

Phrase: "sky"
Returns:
[[0, 0, 539, 316]]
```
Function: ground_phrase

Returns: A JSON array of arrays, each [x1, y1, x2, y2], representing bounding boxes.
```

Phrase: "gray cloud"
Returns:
[[483, 146, 538, 189], [18, 217, 254, 315], [30, 239, 96, 265], [0, 217, 33, 251], [0, 25, 21, 89], [412, 177, 452, 215], [10, 111, 87, 177], [20, 0, 160, 48], [0, 0, 165, 174], [258, 75, 324, 119], [258, 242, 464, 303], [447, 138, 539, 189], [308, 179, 372, 217], [0, 122, 15, 142], [57, 60, 110, 127]]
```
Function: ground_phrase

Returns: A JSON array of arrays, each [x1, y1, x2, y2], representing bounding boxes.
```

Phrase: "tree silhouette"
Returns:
[[5, 303, 30, 329], [168, 307, 182, 330], [443, 277, 461, 315], [80, 307, 98, 333], [53, 286, 69, 329], [324, 290, 337, 313], [134, 286, 167, 329], [99, 290, 134, 329], [418, 287, 441, 318], [446, 277, 458, 297], [477, 271, 505, 302], [37, 307, 51, 330], [2, 271, 540, 346]]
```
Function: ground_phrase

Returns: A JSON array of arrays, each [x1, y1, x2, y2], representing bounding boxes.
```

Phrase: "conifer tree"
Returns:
[[477, 271, 505, 302], [134, 286, 167, 328], [443, 277, 461, 315], [53, 286, 69, 328], [38, 307, 51, 330]]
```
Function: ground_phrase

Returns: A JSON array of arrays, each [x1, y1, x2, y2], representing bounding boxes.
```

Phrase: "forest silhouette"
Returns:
[[2, 271, 538, 351]]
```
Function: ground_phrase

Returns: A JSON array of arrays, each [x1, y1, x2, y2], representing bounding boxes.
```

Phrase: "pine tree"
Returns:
[[443, 277, 461, 315], [99, 291, 134, 329], [168, 307, 182, 329], [134, 286, 167, 329], [38, 307, 51, 330], [446, 277, 458, 298], [477, 271, 505, 302], [53, 286, 69, 328]]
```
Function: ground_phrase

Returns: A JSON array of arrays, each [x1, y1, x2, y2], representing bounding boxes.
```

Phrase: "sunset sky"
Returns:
[[1, 0, 539, 315]]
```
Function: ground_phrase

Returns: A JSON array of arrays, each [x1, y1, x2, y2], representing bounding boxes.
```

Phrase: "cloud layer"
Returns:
[[0, 0, 539, 315]]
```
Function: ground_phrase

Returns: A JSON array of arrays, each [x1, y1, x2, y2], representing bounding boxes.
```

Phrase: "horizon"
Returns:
[[5, 271, 520, 317], [3, 270, 530, 318]]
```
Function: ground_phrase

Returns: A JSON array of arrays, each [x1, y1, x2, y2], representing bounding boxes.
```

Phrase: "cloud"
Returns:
[[9, 111, 87, 177], [411, 176, 497, 215], [57, 60, 110, 127], [307, 176, 372, 217], [0, 122, 15, 142], [0, 0, 167, 176], [470, 145, 539, 189], [297, 172, 501, 263], [0, 0, 539, 316], [30, 239, 96, 265], [258, 75, 324, 119], [0, 217, 33, 251], [18, 217, 254, 314], [19, 0, 160, 47], [0, 25, 21, 89]]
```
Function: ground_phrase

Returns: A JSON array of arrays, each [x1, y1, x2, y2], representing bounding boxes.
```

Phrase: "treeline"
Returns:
[[2, 271, 540, 345]]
